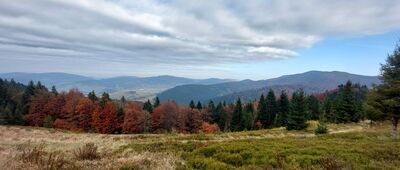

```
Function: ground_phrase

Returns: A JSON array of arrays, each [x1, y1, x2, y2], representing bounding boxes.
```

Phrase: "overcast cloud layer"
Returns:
[[1, 0, 400, 78]]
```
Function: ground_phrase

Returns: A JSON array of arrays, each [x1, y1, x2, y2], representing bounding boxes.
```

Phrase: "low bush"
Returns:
[[73, 143, 100, 160], [315, 123, 328, 135], [17, 143, 66, 170]]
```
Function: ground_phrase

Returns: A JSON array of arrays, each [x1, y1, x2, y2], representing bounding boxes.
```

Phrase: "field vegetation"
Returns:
[[0, 121, 399, 170]]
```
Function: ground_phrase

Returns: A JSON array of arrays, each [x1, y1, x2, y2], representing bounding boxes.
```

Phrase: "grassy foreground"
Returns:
[[0, 122, 399, 170]]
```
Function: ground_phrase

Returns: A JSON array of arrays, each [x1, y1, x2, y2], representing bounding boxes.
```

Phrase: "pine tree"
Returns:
[[307, 95, 322, 120], [143, 99, 153, 113], [365, 42, 400, 138], [88, 90, 98, 102], [256, 94, 267, 128], [100, 92, 110, 108], [334, 81, 360, 123], [265, 89, 278, 128], [153, 97, 160, 108], [121, 96, 126, 104], [215, 102, 225, 130], [231, 98, 243, 131], [51, 86, 58, 95], [196, 101, 203, 110], [276, 91, 289, 127], [208, 100, 216, 123], [189, 100, 196, 109], [243, 103, 254, 130], [287, 90, 308, 130]]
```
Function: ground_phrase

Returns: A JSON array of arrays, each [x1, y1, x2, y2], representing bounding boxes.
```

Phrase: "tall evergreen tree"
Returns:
[[307, 95, 322, 120], [231, 98, 243, 131], [196, 101, 203, 110], [121, 96, 126, 104], [276, 91, 290, 127], [265, 89, 278, 128], [189, 100, 196, 109], [100, 92, 111, 107], [153, 97, 160, 108], [243, 103, 254, 130], [256, 94, 267, 128], [51, 86, 58, 95], [215, 102, 225, 130], [365, 42, 400, 138], [19, 80, 36, 115], [334, 81, 360, 123], [143, 99, 154, 113], [88, 90, 98, 102], [208, 100, 216, 123], [287, 90, 308, 130]]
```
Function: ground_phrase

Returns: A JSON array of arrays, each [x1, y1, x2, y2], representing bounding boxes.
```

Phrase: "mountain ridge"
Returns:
[[157, 71, 380, 104]]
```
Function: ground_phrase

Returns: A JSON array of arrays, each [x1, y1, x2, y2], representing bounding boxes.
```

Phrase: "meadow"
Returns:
[[0, 121, 399, 170]]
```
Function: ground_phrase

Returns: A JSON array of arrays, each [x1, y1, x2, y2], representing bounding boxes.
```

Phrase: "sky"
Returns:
[[0, 0, 400, 80]]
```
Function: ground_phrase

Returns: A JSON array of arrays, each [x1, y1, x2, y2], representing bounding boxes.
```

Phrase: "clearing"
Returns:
[[0, 121, 399, 170]]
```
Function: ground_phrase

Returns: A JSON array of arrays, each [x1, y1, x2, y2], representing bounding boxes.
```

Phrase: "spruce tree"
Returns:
[[143, 99, 153, 113], [334, 81, 360, 123], [265, 89, 278, 128], [100, 92, 110, 108], [153, 97, 160, 108], [208, 100, 217, 123], [243, 103, 254, 130], [231, 98, 243, 131], [277, 91, 290, 127], [287, 90, 308, 130], [189, 100, 196, 109], [88, 90, 98, 102], [256, 94, 267, 128], [365, 42, 400, 138], [196, 101, 203, 110], [51, 86, 58, 95], [307, 95, 322, 120], [215, 102, 225, 130], [121, 96, 126, 104]]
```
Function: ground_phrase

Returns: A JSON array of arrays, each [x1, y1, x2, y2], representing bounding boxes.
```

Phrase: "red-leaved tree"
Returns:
[[152, 100, 178, 133]]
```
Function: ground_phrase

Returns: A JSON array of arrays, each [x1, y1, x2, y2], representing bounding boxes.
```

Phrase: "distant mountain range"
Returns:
[[0, 72, 232, 101], [157, 71, 381, 104], [0, 71, 381, 104]]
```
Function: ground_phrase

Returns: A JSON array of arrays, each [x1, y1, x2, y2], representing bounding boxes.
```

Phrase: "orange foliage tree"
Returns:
[[200, 122, 220, 133], [123, 102, 151, 133], [75, 98, 95, 131], [102, 101, 118, 134], [24, 90, 53, 126], [152, 101, 179, 133], [53, 89, 84, 130]]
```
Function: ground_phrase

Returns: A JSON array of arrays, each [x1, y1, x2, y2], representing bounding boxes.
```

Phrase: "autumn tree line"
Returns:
[[0, 76, 372, 134], [0, 42, 399, 134]]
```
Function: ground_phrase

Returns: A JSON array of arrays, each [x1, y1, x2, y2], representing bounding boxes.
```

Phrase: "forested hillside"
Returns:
[[158, 71, 380, 104]]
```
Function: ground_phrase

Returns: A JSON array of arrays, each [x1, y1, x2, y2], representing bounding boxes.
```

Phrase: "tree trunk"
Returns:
[[392, 116, 399, 139]]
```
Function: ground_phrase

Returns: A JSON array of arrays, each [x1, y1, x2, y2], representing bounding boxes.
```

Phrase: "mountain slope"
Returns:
[[157, 71, 380, 104], [0, 72, 232, 101], [0, 72, 93, 86]]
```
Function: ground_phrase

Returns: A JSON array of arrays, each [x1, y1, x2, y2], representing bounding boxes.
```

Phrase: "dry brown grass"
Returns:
[[73, 143, 100, 160], [0, 126, 182, 170], [0, 121, 394, 169]]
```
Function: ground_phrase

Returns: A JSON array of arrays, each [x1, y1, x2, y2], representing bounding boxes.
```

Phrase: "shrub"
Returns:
[[17, 143, 66, 170], [315, 123, 328, 135], [43, 115, 53, 128], [319, 155, 343, 170], [73, 143, 100, 160], [214, 153, 243, 166], [200, 122, 220, 134], [119, 163, 141, 170], [188, 157, 233, 170]]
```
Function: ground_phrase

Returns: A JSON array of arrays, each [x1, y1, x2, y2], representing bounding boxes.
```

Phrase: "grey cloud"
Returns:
[[0, 0, 399, 76]]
